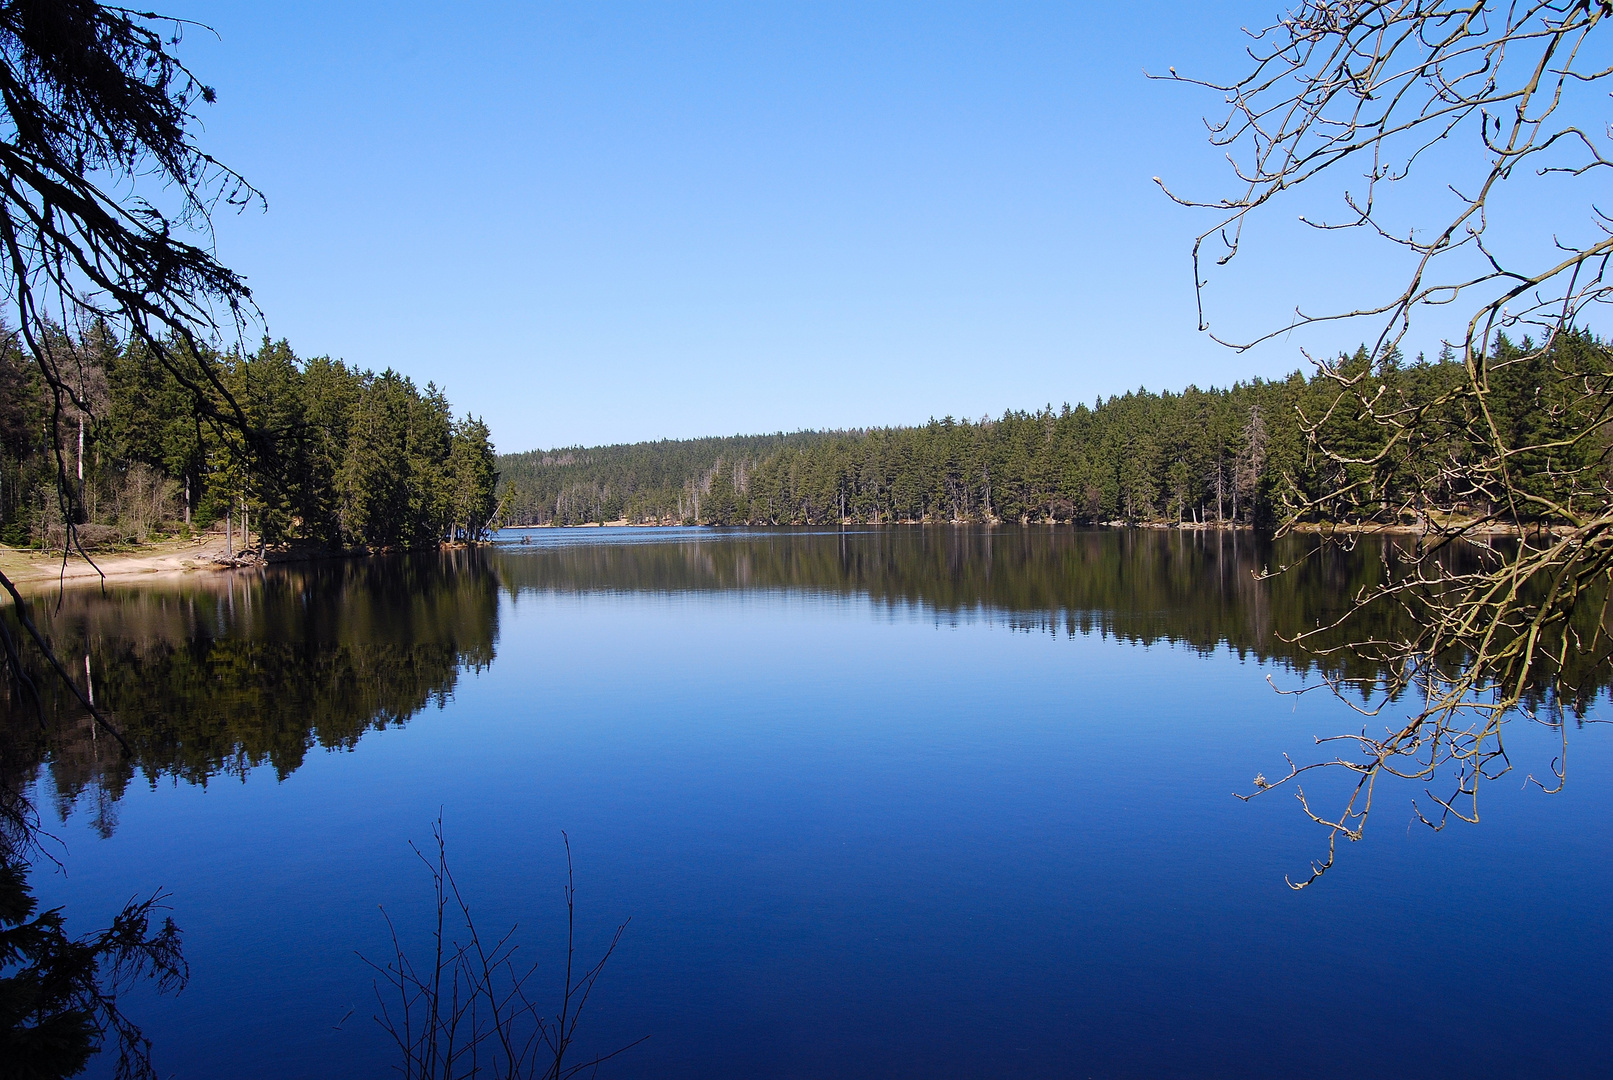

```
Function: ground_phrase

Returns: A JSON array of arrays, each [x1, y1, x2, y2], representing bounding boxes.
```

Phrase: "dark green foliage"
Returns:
[[1288, 329, 1613, 529], [0, 328, 500, 551], [339, 371, 418, 548], [447, 416, 499, 542], [0, 331, 47, 540], [498, 333, 1611, 530], [498, 432, 836, 525]]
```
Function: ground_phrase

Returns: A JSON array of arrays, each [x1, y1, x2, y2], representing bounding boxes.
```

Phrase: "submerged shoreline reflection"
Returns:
[[4, 527, 1603, 836], [3, 549, 499, 835]]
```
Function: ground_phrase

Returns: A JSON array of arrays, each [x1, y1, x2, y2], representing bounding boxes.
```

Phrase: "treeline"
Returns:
[[498, 431, 837, 525], [0, 325, 499, 550], [498, 332, 1610, 528]]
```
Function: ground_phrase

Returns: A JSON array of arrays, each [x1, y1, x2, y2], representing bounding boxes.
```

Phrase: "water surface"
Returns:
[[6, 527, 1609, 1078]]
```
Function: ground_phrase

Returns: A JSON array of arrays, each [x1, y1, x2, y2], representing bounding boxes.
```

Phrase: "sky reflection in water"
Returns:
[[13, 527, 1612, 1079]]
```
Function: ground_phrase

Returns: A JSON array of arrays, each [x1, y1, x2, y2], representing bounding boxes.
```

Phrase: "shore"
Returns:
[[2, 518, 1526, 596], [504, 518, 1526, 535], [0, 535, 235, 594]]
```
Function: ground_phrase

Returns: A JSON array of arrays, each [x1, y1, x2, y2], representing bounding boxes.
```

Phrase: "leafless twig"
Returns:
[[1165, 1, 1613, 885], [361, 818, 645, 1079]]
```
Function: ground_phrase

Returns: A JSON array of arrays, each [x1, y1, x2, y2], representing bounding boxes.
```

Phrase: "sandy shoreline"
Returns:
[[0, 536, 236, 595]]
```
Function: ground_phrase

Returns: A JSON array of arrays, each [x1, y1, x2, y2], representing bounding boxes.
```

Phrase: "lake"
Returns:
[[6, 526, 1611, 1078]]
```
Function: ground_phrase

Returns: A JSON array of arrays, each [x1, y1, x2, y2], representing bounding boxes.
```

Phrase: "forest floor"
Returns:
[[0, 535, 232, 593]]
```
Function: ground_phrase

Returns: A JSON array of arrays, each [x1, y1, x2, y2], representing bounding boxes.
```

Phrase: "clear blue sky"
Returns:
[[165, 2, 1456, 453]]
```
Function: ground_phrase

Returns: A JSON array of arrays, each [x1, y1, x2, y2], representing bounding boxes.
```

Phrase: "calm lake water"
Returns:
[[6, 526, 1611, 1079]]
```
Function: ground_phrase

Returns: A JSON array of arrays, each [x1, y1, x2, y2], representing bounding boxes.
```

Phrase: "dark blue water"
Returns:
[[14, 528, 1612, 1078]]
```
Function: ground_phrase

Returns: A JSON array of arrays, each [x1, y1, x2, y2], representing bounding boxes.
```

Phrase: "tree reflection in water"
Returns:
[[6, 529, 1608, 838], [3, 528, 1607, 1075], [0, 549, 502, 1076], [3, 548, 501, 835]]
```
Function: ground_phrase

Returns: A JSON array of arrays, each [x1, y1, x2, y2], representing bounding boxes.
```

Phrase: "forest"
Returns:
[[0, 325, 500, 552], [498, 431, 838, 525], [12, 326, 1601, 548], [501, 331, 1613, 529]]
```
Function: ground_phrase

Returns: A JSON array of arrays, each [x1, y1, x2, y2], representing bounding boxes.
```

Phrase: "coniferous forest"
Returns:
[[0, 326, 499, 552], [9, 327, 1603, 547], [500, 332, 1611, 529]]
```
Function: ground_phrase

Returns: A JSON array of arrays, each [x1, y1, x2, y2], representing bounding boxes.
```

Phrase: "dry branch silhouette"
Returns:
[[1163, 0, 1613, 885]]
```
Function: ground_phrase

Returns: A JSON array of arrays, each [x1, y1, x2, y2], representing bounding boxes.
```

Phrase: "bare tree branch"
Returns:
[[1167, 1, 1613, 884]]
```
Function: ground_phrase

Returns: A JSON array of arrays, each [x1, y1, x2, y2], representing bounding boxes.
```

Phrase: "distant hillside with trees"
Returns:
[[501, 335, 1606, 529], [0, 326, 499, 552], [498, 431, 839, 525], [496, 333, 1606, 528]]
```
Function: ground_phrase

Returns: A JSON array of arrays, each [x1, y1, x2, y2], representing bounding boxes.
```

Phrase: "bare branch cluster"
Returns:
[[0, 1, 268, 509], [0, 854, 188, 1080], [1166, 2, 1613, 884], [0, 2, 271, 769], [1159, 0, 1613, 357], [362, 822, 645, 1080]]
